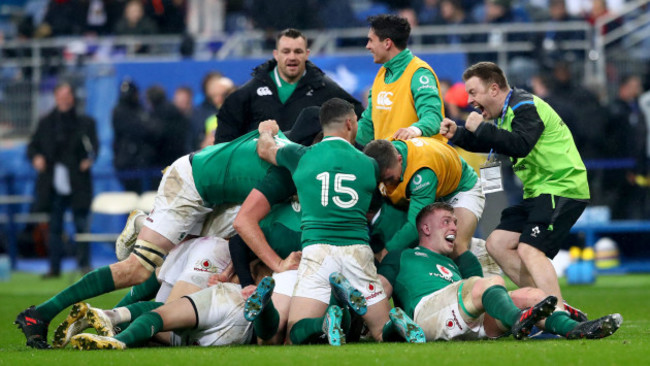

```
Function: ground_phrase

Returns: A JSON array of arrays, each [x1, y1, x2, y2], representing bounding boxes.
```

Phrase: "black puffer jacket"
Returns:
[[215, 59, 363, 143]]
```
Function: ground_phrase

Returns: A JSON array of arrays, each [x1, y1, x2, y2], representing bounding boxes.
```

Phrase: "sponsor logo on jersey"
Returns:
[[450, 309, 463, 330], [419, 75, 430, 84], [257, 86, 273, 96], [194, 258, 217, 273], [415, 251, 429, 258], [446, 318, 455, 330], [376, 91, 393, 110], [436, 264, 454, 281], [411, 173, 431, 192]]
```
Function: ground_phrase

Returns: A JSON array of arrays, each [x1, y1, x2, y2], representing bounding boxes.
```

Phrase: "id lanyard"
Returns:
[[486, 89, 513, 162]]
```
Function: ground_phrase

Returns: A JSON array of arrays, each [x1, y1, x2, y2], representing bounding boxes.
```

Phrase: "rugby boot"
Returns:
[[566, 313, 623, 339], [564, 301, 589, 322], [389, 307, 426, 343], [70, 334, 126, 350], [512, 295, 557, 340], [53, 302, 115, 348], [329, 272, 367, 316], [14, 306, 51, 349], [322, 305, 345, 346], [244, 276, 275, 321], [116, 210, 146, 261]]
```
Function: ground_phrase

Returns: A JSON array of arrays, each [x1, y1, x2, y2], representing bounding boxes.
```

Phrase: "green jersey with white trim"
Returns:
[[191, 130, 292, 206], [276, 136, 379, 248]]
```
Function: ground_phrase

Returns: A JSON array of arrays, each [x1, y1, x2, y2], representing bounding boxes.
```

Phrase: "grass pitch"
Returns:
[[1, 272, 648, 366]]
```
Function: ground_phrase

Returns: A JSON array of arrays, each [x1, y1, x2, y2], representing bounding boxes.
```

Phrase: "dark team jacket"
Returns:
[[449, 88, 544, 158], [215, 59, 364, 143]]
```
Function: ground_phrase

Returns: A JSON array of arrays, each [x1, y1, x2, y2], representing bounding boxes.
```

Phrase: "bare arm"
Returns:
[[233, 189, 300, 273], [256, 120, 280, 165]]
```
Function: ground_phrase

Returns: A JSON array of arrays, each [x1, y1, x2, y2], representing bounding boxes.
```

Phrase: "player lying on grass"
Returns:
[[52, 236, 235, 348], [57, 239, 274, 349], [380, 202, 622, 341], [15, 127, 297, 349]]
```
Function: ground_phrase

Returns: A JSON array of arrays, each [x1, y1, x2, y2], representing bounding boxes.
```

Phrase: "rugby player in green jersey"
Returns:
[[256, 98, 424, 346], [440, 61, 591, 321], [381, 203, 621, 341], [15, 129, 289, 349]]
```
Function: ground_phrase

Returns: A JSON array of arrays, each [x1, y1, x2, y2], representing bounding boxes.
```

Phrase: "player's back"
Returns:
[[192, 130, 286, 206], [292, 137, 378, 247]]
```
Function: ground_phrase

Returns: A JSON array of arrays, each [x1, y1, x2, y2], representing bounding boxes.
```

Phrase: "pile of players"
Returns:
[[15, 15, 621, 350]]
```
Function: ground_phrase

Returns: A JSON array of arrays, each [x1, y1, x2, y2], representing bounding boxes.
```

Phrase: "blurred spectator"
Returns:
[[190, 71, 221, 150], [249, 0, 320, 48], [535, 0, 586, 68], [112, 79, 158, 193], [432, 0, 477, 45], [172, 85, 193, 117], [443, 81, 471, 121], [317, 0, 363, 29], [145, 85, 190, 169], [199, 77, 234, 148], [144, 0, 187, 34], [114, 0, 158, 35], [415, 0, 441, 25], [606, 74, 648, 219], [26, 81, 99, 277], [215, 28, 363, 143], [84, 0, 125, 35], [472, 0, 532, 63], [586, 0, 621, 35], [35, 0, 86, 38]]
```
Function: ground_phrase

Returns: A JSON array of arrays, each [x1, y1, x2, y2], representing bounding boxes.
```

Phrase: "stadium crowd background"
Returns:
[[1, 0, 650, 273]]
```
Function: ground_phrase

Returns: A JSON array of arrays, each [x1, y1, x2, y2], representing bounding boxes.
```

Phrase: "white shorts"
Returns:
[[143, 155, 213, 244], [440, 180, 485, 221], [272, 270, 298, 297], [170, 282, 253, 346], [413, 280, 487, 341], [293, 244, 386, 306], [156, 237, 231, 302], [199, 203, 241, 239]]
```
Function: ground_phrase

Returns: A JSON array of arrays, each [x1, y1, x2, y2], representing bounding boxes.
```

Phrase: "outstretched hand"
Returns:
[[258, 120, 279, 136], [241, 284, 257, 299], [208, 262, 235, 286]]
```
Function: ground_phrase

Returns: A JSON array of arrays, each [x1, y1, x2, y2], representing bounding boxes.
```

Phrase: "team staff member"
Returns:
[[363, 138, 484, 274], [215, 28, 363, 143], [356, 14, 445, 146], [440, 62, 590, 316]]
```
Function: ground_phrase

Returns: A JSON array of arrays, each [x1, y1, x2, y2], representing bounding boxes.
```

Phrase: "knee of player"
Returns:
[[516, 242, 542, 259]]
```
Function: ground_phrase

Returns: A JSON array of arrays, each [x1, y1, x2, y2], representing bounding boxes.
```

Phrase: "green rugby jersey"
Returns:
[[394, 246, 462, 317], [276, 136, 379, 248], [260, 201, 302, 259], [500, 91, 589, 199], [191, 130, 292, 206]]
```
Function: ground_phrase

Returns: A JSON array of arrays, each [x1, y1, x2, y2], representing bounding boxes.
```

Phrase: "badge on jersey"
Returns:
[[479, 159, 503, 194]]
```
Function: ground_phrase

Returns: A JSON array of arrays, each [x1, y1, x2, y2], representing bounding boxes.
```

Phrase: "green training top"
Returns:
[[502, 93, 589, 200], [276, 136, 379, 247], [191, 129, 292, 206], [356, 49, 443, 145]]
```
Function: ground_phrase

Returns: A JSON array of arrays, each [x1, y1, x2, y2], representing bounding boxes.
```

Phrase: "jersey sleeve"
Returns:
[[355, 89, 375, 146], [276, 143, 307, 174], [255, 166, 296, 205], [385, 168, 439, 252], [410, 68, 444, 136]]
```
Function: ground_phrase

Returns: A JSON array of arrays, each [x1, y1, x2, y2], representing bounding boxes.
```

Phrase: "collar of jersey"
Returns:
[[321, 136, 349, 144], [383, 48, 413, 82], [273, 66, 306, 88]]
